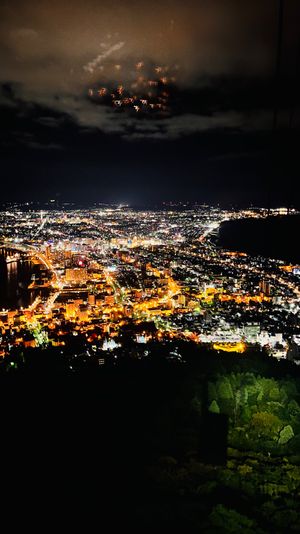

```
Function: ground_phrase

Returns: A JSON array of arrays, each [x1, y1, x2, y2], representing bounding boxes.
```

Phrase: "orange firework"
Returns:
[[88, 59, 178, 116], [98, 87, 107, 97]]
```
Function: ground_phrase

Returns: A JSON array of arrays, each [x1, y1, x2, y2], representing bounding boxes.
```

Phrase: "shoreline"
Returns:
[[216, 214, 300, 264], [0, 248, 49, 310]]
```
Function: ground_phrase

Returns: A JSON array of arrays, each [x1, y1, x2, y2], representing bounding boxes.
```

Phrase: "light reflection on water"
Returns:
[[0, 249, 43, 310]]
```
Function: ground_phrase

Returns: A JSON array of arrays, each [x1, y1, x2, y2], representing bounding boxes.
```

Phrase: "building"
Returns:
[[105, 295, 115, 306], [243, 323, 260, 342], [65, 268, 88, 284], [65, 301, 77, 319], [45, 244, 51, 260], [78, 306, 89, 322], [177, 294, 186, 307], [88, 294, 96, 306], [259, 279, 271, 296]]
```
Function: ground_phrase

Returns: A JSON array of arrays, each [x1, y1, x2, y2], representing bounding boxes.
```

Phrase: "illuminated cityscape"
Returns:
[[1, 204, 299, 365]]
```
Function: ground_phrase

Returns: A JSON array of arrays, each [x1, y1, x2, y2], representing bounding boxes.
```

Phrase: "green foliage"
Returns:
[[282, 380, 298, 398], [288, 399, 300, 417], [237, 464, 253, 476], [264, 401, 286, 419], [269, 386, 281, 401], [287, 465, 300, 481], [208, 400, 220, 414], [257, 389, 264, 402], [246, 383, 263, 404], [279, 386, 288, 404], [241, 386, 249, 404], [217, 378, 234, 400], [209, 504, 256, 533], [278, 425, 294, 445], [250, 412, 281, 439], [205, 372, 300, 452], [240, 405, 252, 424]]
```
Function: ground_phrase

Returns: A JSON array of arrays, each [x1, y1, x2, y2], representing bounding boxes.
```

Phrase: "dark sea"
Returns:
[[217, 215, 300, 264], [0, 249, 41, 310]]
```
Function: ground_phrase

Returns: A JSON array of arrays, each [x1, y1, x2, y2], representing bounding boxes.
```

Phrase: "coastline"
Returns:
[[216, 215, 300, 264], [0, 248, 49, 310]]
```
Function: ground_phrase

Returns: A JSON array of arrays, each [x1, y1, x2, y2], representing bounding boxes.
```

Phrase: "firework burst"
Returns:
[[88, 60, 179, 117]]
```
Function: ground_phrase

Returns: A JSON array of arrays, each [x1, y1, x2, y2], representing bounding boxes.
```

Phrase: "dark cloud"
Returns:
[[0, 0, 299, 205], [35, 116, 66, 128], [1, 0, 299, 139]]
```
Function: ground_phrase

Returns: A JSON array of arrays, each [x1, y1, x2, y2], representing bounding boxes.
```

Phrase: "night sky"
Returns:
[[1, 0, 299, 206]]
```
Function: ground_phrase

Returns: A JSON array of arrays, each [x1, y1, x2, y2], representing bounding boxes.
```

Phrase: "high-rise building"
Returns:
[[45, 244, 51, 260], [259, 279, 271, 296], [66, 301, 77, 319]]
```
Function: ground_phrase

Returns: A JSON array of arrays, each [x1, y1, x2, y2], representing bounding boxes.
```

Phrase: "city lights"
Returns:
[[0, 204, 299, 364]]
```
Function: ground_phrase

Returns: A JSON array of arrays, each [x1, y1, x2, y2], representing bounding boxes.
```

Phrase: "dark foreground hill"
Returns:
[[1, 343, 300, 532]]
